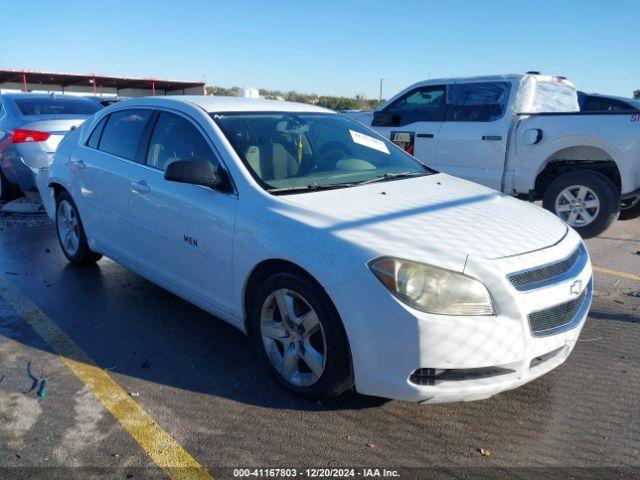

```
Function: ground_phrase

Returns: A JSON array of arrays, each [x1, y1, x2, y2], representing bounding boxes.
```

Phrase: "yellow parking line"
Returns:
[[593, 266, 640, 283], [0, 278, 213, 480]]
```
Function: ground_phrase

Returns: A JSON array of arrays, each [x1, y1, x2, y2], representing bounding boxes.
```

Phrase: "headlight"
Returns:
[[368, 257, 494, 316]]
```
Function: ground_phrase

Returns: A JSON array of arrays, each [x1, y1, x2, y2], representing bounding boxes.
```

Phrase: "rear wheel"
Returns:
[[55, 191, 102, 265], [543, 171, 619, 238], [249, 271, 353, 399]]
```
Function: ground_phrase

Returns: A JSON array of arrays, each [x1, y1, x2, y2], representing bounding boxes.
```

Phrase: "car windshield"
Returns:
[[14, 96, 100, 116], [212, 112, 430, 193]]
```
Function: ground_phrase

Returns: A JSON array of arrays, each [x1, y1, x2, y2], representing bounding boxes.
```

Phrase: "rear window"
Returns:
[[14, 96, 100, 116], [98, 109, 152, 161]]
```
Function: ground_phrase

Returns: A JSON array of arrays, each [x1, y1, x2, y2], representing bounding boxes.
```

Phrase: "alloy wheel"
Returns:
[[555, 185, 600, 227], [57, 200, 80, 257], [260, 288, 327, 387]]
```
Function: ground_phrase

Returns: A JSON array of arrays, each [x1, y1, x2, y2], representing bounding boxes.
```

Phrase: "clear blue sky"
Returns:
[[2, 0, 638, 99]]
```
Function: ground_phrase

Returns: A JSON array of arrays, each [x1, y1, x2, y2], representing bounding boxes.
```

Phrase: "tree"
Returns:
[[634, 90, 640, 100], [205, 84, 380, 110], [205, 86, 239, 97]]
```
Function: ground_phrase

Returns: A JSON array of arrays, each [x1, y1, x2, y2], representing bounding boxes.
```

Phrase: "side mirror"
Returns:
[[372, 111, 400, 127], [164, 159, 225, 190]]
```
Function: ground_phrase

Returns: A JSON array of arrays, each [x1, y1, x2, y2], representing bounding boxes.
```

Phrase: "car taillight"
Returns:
[[11, 129, 51, 143]]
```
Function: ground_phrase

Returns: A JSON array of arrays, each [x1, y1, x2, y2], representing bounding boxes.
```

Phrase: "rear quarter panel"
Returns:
[[41, 125, 85, 218], [510, 113, 640, 194]]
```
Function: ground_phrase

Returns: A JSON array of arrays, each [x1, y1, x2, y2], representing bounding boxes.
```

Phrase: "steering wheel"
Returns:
[[306, 142, 352, 174]]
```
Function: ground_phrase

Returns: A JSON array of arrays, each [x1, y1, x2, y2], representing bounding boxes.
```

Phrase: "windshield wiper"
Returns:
[[358, 171, 428, 186], [267, 182, 357, 194]]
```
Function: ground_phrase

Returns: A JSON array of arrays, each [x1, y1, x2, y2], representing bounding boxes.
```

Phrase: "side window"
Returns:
[[384, 85, 446, 124], [86, 116, 108, 149], [99, 109, 152, 161], [146, 112, 216, 171], [446, 82, 512, 122]]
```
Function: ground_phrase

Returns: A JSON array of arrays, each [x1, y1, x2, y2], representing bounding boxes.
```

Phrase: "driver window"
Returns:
[[385, 85, 446, 125], [147, 112, 216, 171]]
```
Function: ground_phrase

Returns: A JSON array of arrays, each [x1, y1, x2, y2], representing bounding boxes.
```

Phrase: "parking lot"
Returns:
[[0, 207, 638, 479]]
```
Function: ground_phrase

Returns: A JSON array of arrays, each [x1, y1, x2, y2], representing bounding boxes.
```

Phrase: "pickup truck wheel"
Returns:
[[55, 191, 102, 265], [619, 197, 640, 221], [543, 171, 620, 238], [249, 272, 353, 400]]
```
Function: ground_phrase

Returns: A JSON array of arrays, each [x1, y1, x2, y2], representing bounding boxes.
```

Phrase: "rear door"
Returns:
[[72, 108, 153, 262], [436, 81, 513, 190], [128, 110, 237, 315], [371, 84, 445, 168]]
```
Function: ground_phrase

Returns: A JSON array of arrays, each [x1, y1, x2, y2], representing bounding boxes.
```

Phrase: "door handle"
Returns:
[[131, 180, 150, 194], [482, 135, 502, 141], [417, 133, 434, 138]]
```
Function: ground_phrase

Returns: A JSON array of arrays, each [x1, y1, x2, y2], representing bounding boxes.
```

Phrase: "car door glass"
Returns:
[[385, 86, 445, 125], [86, 116, 108, 149], [99, 109, 152, 161], [146, 112, 216, 171], [446, 82, 511, 122]]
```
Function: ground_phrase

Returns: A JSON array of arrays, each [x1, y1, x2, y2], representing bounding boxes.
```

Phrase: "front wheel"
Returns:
[[542, 171, 620, 238], [55, 191, 102, 265], [249, 272, 353, 399]]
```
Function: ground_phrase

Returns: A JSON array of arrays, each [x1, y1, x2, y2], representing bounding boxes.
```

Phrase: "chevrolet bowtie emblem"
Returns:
[[570, 279, 583, 296]]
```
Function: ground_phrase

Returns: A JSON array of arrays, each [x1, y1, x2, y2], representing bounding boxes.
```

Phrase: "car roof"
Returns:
[[0, 93, 96, 100], [116, 95, 335, 114]]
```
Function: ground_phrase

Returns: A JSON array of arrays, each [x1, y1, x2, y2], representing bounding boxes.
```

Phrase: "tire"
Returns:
[[249, 271, 353, 399], [0, 167, 20, 202], [542, 171, 620, 239], [619, 197, 640, 221], [55, 191, 102, 265]]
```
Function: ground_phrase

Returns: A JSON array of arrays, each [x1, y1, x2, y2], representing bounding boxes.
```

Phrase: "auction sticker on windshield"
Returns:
[[350, 129, 389, 154]]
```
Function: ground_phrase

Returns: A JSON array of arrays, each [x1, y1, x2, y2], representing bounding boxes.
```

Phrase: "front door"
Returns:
[[372, 84, 446, 168], [436, 81, 513, 191], [128, 110, 237, 315]]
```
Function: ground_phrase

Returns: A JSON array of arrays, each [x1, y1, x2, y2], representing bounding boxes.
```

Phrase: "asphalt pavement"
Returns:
[[0, 207, 638, 479]]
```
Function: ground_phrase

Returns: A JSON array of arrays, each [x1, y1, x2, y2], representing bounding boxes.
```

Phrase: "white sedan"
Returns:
[[40, 96, 592, 403]]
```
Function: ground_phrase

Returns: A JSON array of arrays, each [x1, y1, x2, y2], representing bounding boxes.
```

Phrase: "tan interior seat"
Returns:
[[245, 143, 299, 180]]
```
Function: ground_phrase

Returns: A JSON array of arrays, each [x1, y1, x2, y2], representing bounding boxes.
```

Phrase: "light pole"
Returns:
[[379, 78, 383, 106]]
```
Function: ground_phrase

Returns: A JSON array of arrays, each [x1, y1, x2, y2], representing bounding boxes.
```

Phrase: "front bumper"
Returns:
[[326, 230, 592, 403]]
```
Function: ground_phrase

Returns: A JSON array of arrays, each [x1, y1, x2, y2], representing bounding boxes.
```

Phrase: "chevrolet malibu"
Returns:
[[40, 96, 592, 403]]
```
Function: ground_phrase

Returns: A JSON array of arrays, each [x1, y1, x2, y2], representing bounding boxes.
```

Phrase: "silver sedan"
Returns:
[[0, 93, 99, 201]]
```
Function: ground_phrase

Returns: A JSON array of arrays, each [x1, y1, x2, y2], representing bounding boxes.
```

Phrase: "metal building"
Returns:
[[0, 68, 205, 97]]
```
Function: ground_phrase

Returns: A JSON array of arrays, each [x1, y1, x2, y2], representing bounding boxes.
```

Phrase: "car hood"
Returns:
[[277, 174, 568, 272]]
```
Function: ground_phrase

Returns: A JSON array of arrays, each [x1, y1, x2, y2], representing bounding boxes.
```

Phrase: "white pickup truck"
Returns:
[[348, 73, 640, 237]]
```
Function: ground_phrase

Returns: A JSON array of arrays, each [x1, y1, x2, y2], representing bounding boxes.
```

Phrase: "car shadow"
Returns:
[[0, 255, 390, 412]]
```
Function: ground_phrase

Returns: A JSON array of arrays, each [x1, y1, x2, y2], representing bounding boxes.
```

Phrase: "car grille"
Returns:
[[508, 245, 585, 291], [528, 282, 590, 336]]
